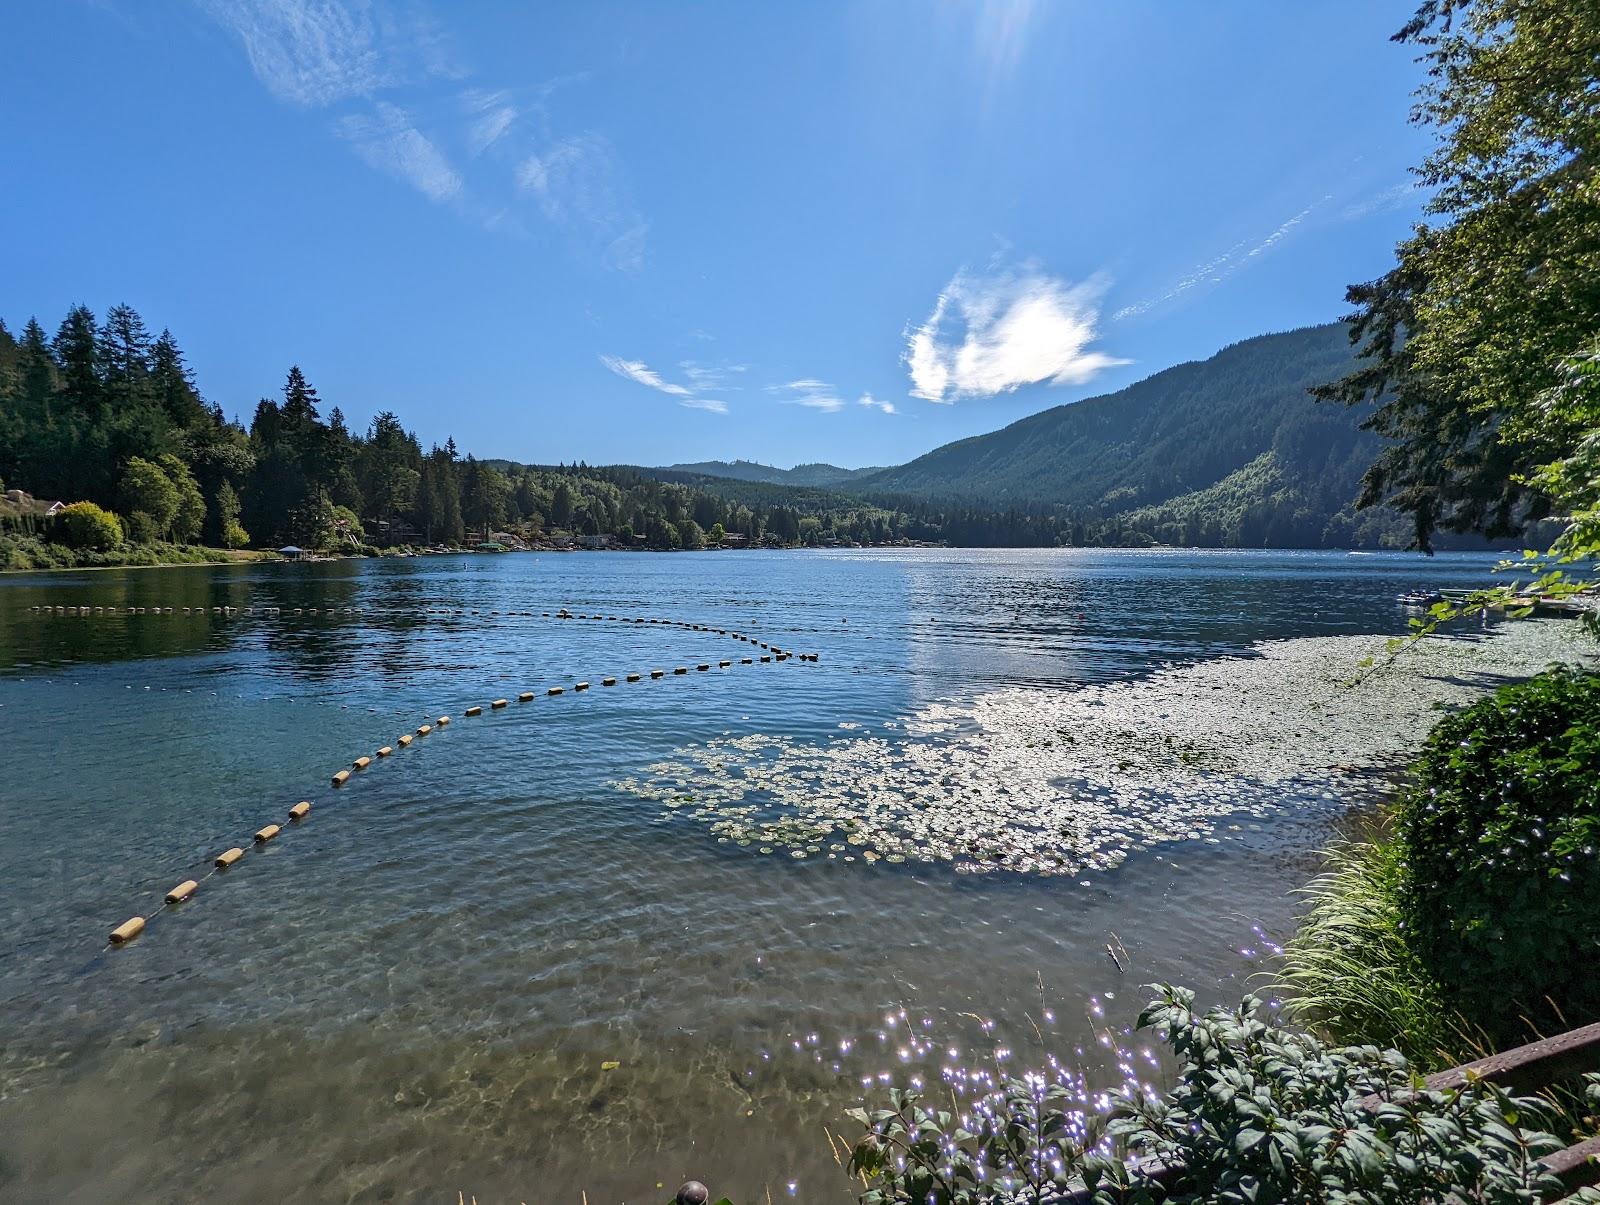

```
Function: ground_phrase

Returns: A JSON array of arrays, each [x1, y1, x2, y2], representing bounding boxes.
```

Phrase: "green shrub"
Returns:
[[54, 501, 123, 550], [1396, 666, 1600, 1041], [0, 534, 75, 570], [846, 986, 1578, 1204]]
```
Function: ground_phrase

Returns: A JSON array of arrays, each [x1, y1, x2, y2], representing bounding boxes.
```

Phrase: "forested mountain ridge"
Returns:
[[859, 323, 1367, 508], [659, 460, 884, 487], [0, 305, 1470, 558]]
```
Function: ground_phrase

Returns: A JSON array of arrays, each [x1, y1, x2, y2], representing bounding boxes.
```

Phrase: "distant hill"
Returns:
[[853, 322, 1413, 546], [862, 324, 1360, 503], [661, 459, 884, 488]]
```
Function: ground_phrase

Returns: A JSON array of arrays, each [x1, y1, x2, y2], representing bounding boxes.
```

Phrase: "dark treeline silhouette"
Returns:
[[0, 305, 919, 551]]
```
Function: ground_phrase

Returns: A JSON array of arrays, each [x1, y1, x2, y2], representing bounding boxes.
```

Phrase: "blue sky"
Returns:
[[2, 2, 1430, 469]]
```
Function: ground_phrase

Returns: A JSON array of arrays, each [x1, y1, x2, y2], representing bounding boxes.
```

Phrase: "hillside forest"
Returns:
[[0, 306, 1486, 564]]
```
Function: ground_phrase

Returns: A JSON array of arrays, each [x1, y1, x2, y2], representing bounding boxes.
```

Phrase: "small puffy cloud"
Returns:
[[904, 267, 1126, 403], [858, 393, 897, 415]]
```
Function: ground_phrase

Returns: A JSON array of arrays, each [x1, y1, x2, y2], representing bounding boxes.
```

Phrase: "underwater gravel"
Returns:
[[613, 621, 1596, 877]]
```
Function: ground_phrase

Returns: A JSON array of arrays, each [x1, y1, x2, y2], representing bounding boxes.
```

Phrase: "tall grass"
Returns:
[[1273, 828, 1482, 1071]]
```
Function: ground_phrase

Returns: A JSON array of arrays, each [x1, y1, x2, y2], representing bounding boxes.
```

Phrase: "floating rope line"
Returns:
[[95, 611, 818, 949], [25, 601, 822, 655]]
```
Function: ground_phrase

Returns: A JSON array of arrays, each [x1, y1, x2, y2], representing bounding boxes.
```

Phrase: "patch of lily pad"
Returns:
[[612, 622, 1593, 877]]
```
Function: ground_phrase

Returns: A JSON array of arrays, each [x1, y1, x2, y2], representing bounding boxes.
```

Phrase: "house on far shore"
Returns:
[[718, 532, 749, 548], [1, 489, 65, 531], [2, 489, 64, 516]]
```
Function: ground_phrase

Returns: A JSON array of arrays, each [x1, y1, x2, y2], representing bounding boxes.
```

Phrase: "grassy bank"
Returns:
[[0, 533, 272, 572]]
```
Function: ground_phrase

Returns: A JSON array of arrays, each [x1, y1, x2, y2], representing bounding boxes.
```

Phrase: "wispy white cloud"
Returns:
[[335, 101, 461, 201], [601, 355, 690, 396], [973, 0, 1040, 80], [517, 133, 646, 270], [201, 0, 459, 106], [601, 355, 725, 413], [602, 221, 648, 273], [788, 395, 845, 412], [680, 360, 747, 391], [767, 378, 845, 413], [904, 266, 1126, 403], [460, 87, 518, 155], [1340, 181, 1423, 221], [858, 393, 897, 415], [1114, 197, 1329, 321], [202, 1, 646, 264]]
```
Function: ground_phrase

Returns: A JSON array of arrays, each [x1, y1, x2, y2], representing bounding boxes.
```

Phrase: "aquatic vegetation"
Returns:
[[617, 624, 1591, 876]]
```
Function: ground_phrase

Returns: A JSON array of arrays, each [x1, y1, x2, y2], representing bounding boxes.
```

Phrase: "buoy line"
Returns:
[[22, 602, 824, 659], [97, 623, 815, 949]]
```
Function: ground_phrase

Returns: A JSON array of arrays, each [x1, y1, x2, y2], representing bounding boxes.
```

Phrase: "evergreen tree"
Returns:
[[52, 305, 101, 415], [148, 329, 208, 430], [1317, 0, 1600, 546], [99, 304, 152, 412]]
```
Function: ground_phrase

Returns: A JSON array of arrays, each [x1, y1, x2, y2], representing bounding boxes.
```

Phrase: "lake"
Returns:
[[0, 548, 1567, 1202]]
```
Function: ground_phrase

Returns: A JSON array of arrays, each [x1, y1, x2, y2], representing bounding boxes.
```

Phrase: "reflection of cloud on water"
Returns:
[[615, 623, 1591, 875]]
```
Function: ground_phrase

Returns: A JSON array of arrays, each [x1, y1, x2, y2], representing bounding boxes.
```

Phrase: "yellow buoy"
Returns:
[[166, 879, 198, 904], [289, 801, 311, 821], [651, 669, 665, 678], [519, 691, 536, 702], [674, 667, 688, 675], [436, 716, 450, 726], [215, 847, 244, 869], [255, 824, 281, 843], [719, 660, 730, 668], [491, 699, 508, 709], [377, 746, 393, 757], [465, 705, 482, 716], [760, 655, 771, 663], [626, 673, 641, 682], [416, 724, 432, 736], [397, 734, 414, 747], [548, 686, 564, 695], [741, 657, 752, 664], [353, 755, 372, 770], [602, 677, 616, 686], [110, 916, 145, 944], [332, 769, 351, 786], [574, 682, 590, 691]]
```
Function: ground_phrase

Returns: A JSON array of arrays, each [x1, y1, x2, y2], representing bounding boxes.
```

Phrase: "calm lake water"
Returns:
[[0, 548, 1516, 1202]]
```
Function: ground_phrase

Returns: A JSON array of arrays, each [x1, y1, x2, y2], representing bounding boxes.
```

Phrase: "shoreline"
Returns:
[[0, 549, 272, 575]]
